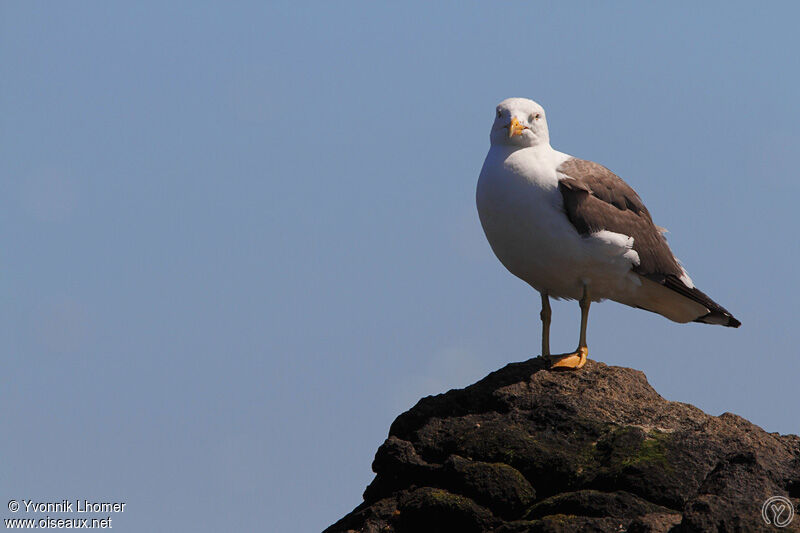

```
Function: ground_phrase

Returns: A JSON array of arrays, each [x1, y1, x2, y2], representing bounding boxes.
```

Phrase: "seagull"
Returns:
[[476, 98, 740, 370]]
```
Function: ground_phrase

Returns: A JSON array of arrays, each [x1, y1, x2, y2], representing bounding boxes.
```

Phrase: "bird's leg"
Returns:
[[578, 285, 590, 355], [549, 284, 590, 370], [540, 292, 551, 358]]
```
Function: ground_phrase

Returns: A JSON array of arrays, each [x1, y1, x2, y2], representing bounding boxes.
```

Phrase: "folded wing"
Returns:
[[556, 158, 740, 328]]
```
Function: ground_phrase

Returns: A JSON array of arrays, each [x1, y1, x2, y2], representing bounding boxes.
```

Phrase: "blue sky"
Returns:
[[2, 2, 799, 532]]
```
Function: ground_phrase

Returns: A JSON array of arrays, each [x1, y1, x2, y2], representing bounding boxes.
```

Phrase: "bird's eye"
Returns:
[[534, 113, 541, 120], [497, 110, 502, 118]]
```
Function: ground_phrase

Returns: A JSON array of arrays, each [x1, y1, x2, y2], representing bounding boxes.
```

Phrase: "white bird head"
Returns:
[[490, 98, 550, 148]]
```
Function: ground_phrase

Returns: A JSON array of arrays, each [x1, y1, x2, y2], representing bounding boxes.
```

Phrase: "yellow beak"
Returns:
[[509, 116, 525, 138]]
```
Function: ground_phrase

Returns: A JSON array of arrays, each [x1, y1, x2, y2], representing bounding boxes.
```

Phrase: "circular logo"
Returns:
[[762, 496, 795, 528]]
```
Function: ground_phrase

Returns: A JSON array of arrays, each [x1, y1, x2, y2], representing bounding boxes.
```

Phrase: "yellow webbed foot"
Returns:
[[548, 346, 588, 370]]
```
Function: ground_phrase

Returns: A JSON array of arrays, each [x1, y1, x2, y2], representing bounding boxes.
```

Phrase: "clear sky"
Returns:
[[2, 2, 799, 532]]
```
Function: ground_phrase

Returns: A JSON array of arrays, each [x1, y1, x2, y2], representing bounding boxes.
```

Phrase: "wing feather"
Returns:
[[556, 158, 681, 277], [556, 158, 740, 328]]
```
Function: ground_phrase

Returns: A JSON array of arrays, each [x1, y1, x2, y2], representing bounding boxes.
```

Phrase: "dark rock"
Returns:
[[627, 513, 682, 533], [495, 515, 627, 532], [395, 487, 496, 533], [523, 490, 672, 520], [443, 455, 535, 518], [324, 358, 800, 532]]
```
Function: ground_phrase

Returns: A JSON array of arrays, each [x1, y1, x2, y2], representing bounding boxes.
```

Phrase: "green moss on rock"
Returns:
[[621, 432, 670, 470]]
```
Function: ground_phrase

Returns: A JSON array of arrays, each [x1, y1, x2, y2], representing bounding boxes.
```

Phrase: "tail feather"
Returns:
[[646, 274, 741, 328]]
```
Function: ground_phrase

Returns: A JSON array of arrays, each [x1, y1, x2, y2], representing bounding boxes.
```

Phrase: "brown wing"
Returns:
[[556, 157, 741, 328], [556, 158, 682, 277]]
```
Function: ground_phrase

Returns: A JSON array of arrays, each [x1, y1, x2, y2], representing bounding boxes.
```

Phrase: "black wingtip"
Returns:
[[693, 311, 741, 328], [650, 274, 740, 329]]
